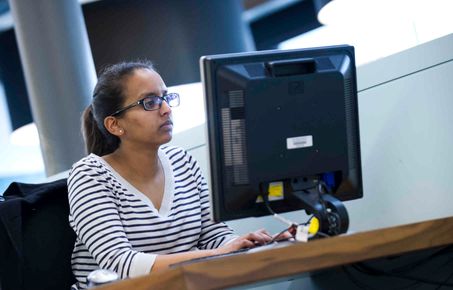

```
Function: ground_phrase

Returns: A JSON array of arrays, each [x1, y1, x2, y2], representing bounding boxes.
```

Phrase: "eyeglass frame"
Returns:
[[110, 92, 180, 117]]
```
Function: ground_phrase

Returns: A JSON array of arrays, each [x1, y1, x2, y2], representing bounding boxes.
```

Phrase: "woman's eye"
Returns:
[[146, 98, 158, 105]]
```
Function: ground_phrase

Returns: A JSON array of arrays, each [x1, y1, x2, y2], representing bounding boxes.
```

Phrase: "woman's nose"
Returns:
[[160, 99, 172, 115]]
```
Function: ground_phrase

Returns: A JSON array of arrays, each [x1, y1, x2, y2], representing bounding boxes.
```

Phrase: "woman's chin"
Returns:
[[160, 132, 173, 144]]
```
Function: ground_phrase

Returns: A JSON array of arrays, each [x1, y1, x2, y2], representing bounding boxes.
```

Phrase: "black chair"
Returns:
[[0, 179, 76, 290]]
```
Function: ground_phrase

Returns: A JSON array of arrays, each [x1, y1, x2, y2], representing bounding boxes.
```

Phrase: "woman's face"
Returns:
[[118, 68, 173, 148]]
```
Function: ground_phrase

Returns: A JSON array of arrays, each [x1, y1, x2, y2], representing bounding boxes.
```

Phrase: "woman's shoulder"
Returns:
[[71, 153, 104, 169], [68, 154, 108, 180], [160, 145, 201, 172], [160, 145, 189, 159]]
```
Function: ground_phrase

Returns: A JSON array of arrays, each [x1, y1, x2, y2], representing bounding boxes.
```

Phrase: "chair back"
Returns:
[[0, 179, 76, 290]]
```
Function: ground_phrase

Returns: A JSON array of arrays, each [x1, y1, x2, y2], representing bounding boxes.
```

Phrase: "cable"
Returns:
[[342, 265, 377, 290], [314, 231, 330, 238], [343, 245, 453, 290], [313, 179, 342, 236], [385, 246, 451, 274], [315, 180, 330, 214], [261, 191, 277, 216], [343, 265, 422, 290], [340, 246, 453, 289], [261, 188, 300, 227], [262, 179, 336, 238], [434, 268, 453, 290], [352, 261, 453, 287], [434, 252, 453, 290], [262, 190, 321, 242], [261, 190, 297, 242]]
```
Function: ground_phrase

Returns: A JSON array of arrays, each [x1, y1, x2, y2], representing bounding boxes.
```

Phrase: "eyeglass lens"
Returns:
[[143, 93, 180, 111]]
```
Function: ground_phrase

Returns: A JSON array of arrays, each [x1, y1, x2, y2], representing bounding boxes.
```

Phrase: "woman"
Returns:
[[68, 61, 272, 289]]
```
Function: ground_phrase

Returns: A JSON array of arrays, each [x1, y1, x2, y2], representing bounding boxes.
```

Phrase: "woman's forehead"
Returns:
[[124, 69, 166, 99]]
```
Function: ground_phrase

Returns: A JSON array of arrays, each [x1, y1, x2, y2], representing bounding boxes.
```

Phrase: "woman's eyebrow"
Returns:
[[140, 89, 168, 98]]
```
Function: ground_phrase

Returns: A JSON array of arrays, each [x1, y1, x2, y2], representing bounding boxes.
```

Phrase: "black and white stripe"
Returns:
[[68, 146, 236, 289]]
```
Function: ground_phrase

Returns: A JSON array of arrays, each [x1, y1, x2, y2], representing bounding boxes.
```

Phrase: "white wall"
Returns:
[[348, 33, 453, 231]]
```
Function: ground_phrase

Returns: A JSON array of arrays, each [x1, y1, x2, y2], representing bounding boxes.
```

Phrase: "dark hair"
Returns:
[[82, 60, 154, 156]]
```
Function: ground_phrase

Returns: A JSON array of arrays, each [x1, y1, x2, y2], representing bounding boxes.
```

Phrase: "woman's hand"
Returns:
[[216, 229, 272, 255], [272, 225, 296, 241]]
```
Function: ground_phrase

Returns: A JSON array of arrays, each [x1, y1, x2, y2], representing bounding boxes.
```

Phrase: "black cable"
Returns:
[[343, 265, 422, 290], [261, 191, 277, 216], [352, 262, 453, 287], [434, 268, 453, 290], [342, 265, 376, 290], [261, 190, 295, 242], [390, 281, 423, 290], [315, 180, 329, 214], [345, 245, 453, 290], [270, 226, 293, 243], [342, 236, 453, 289], [434, 254, 453, 290], [314, 231, 330, 238], [387, 246, 453, 273], [314, 179, 341, 236]]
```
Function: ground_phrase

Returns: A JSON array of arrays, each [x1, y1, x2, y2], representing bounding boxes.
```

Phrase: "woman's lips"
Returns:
[[160, 120, 173, 130]]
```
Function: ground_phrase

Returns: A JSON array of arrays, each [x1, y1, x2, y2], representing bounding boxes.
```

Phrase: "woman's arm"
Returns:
[[152, 230, 271, 271]]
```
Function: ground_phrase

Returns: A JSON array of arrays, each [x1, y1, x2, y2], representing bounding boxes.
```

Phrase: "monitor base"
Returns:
[[292, 190, 349, 236]]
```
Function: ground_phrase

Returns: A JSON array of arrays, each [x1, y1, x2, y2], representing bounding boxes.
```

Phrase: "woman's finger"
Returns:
[[273, 231, 293, 241], [246, 231, 270, 245], [257, 229, 272, 239], [237, 237, 255, 248]]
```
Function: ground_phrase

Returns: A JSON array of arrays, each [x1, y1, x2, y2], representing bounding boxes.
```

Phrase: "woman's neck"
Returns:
[[103, 145, 161, 182]]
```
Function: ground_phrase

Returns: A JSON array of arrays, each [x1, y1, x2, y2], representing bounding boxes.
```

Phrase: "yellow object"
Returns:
[[268, 181, 284, 201], [308, 217, 320, 234], [255, 181, 285, 203]]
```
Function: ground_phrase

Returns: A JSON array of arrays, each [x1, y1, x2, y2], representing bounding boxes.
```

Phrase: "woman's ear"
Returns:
[[104, 116, 124, 136]]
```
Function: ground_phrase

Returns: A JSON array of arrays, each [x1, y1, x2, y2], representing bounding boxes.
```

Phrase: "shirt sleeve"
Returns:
[[67, 161, 156, 279], [184, 153, 239, 249]]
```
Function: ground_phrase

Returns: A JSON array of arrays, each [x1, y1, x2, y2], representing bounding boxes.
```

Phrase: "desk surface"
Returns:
[[99, 216, 453, 290]]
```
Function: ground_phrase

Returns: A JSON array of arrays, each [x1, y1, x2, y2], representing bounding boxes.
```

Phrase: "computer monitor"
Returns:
[[200, 45, 362, 236]]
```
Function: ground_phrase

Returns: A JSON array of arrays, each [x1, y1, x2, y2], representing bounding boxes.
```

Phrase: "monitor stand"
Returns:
[[292, 189, 349, 237]]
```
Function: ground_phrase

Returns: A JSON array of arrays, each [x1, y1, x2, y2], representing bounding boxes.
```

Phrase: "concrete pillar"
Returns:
[[83, 0, 255, 86], [9, 0, 96, 175]]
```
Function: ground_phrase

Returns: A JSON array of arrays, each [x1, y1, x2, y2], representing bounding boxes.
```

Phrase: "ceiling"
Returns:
[[0, 0, 324, 44]]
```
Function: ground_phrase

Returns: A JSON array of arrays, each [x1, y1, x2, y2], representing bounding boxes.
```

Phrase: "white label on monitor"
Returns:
[[287, 135, 313, 149]]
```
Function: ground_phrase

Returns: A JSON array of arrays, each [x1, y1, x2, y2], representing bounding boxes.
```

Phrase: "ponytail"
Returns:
[[81, 104, 119, 156]]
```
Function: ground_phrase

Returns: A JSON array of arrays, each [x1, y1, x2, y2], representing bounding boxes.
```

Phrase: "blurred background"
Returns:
[[0, 0, 452, 192]]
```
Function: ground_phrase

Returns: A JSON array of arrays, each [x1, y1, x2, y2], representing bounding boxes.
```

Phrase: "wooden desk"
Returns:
[[99, 216, 453, 290]]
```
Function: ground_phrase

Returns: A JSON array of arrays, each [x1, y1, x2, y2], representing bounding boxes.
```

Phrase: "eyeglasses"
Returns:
[[110, 92, 180, 116]]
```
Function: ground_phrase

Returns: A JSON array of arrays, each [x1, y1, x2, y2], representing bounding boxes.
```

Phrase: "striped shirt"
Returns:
[[68, 146, 237, 289]]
